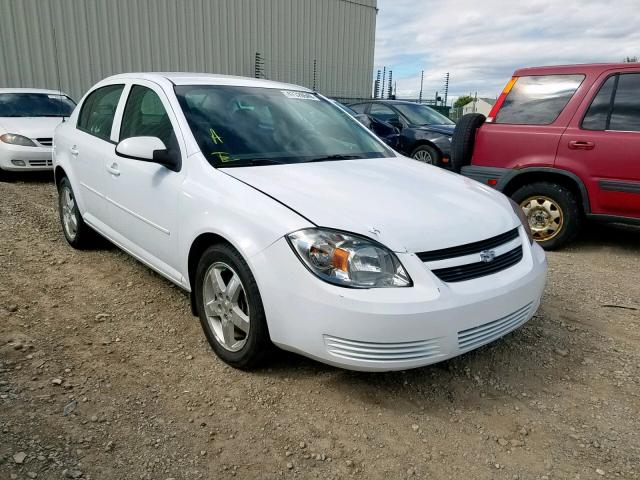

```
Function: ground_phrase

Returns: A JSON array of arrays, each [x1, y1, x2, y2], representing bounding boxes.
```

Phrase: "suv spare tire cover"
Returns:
[[450, 113, 486, 172]]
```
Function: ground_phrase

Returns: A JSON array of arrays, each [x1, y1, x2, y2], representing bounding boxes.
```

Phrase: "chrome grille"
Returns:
[[431, 246, 523, 283], [324, 335, 442, 363], [458, 303, 532, 351]]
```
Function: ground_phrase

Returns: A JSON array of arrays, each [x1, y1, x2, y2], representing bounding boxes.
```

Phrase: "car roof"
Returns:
[[514, 63, 638, 76], [0, 88, 69, 95], [103, 72, 312, 92], [350, 99, 429, 106]]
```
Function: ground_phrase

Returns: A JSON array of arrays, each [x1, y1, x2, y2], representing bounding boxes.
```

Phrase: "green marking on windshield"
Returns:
[[211, 151, 231, 162], [209, 128, 223, 144]]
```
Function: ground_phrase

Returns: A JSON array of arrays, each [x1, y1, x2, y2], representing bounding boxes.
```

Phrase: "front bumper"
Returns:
[[0, 143, 53, 171], [460, 165, 511, 190], [251, 229, 547, 371]]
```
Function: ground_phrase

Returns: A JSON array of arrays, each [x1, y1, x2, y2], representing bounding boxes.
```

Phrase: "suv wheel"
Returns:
[[57, 177, 97, 249], [410, 144, 439, 165], [194, 244, 270, 369], [511, 182, 581, 250], [450, 113, 486, 172]]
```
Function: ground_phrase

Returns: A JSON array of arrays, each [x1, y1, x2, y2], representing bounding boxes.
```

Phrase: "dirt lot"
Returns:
[[1, 174, 639, 480]]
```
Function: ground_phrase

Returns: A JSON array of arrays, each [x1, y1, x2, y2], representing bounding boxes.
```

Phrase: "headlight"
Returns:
[[0, 133, 37, 147], [509, 198, 534, 244], [287, 228, 412, 288]]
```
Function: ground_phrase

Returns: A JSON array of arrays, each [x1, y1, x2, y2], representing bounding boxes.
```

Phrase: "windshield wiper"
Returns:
[[304, 154, 362, 163], [217, 157, 286, 168]]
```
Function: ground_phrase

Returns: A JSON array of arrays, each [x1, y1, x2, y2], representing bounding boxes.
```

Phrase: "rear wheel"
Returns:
[[194, 244, 270, 369], [511, 182, 581, 250], [57, 177, 97, 249], [450, 113, 486, 172], [410, 144, 440, 166]]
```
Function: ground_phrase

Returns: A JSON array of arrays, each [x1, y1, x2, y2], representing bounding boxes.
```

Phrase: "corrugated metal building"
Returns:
[[0, 0, 377, 101]]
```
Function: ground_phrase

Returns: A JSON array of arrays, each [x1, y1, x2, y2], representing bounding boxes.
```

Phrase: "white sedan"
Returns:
[[53, 73, 547, 371], [0, 88, 75, 177]]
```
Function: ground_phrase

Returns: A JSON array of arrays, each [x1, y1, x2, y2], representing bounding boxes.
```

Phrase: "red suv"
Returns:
[[452, 63, 640, 249]]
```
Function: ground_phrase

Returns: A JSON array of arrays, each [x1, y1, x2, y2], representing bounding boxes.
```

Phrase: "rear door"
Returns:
[[472, 74, 585, 169], [72, 84, 125, 226], [557, 70, 640, 218]]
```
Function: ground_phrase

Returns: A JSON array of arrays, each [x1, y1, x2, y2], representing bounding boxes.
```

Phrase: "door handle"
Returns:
[[568, 140, 595, 150], [106, 162, 120, 176], [70, 145, 79, 156]]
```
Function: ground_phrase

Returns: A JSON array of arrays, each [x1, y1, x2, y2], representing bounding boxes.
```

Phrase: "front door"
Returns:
[[557, 70, 640, 218], [104, 82, 186, 283]]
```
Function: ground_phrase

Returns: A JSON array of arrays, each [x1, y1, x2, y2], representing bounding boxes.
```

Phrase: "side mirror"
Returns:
[[115, 136, 181, 172]]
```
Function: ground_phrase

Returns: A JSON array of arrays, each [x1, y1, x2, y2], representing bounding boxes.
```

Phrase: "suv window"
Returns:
[[369, 103, 397, 122], [77, 84, 124, 140], [582, 75, 616, 131], [120, 85, 176, 148], [496, 74, 584, 125], [582, 73, 640, 132], [610, 73, 640, 132]]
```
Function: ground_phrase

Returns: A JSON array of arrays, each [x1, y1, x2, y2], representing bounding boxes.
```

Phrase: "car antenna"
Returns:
[[52, 25, 65, 122]]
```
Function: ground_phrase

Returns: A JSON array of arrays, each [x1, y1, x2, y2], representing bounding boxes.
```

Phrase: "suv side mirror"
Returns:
[[115, 136, 181, 172]]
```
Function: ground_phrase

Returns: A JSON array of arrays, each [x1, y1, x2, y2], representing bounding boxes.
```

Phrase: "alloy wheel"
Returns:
[[202, 262, 250, 352], [520, 196, 564, 242], [412, 149, 433, 164], [61, 186, 79, 240]]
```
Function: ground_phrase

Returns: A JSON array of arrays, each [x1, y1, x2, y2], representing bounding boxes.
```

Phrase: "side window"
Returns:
[[582, 75, 616, 131], [120, 85, 176, 149], [609, 73, 640, 132], [369, 103, 397, 122], [77, 84, 124, 140], [496, 74, 584, 125], [349, 103, 368, 114]]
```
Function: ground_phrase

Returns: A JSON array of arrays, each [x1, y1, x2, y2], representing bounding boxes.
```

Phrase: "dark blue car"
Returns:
[[348, 100, 455, 166]]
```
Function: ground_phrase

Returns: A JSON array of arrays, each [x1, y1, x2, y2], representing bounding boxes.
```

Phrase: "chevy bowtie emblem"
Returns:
[[480, 250, 496, 263]]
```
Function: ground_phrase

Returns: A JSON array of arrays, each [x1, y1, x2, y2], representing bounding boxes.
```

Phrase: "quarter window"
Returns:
[[120, 85, 176, 149], [77, 84, 124, 141], [496, 74, 584, 125]]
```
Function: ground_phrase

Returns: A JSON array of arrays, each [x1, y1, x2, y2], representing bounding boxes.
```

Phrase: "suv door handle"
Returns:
[[106, 162, 120, 176], [70, 145, 79, 156], [568, 140, 595, 150]]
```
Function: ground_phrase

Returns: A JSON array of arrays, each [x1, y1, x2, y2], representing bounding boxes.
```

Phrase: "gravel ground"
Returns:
[[1, 173, 639, 480]]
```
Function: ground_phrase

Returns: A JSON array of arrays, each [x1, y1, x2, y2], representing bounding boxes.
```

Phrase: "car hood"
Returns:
[[416, 124, 455, 136], [224, 157, 519, 253], [0, 117, 65, 139]]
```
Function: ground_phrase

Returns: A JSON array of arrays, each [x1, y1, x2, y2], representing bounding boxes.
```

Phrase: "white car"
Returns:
[[0, 88, 75, 177], [53, 73, 547, 372]]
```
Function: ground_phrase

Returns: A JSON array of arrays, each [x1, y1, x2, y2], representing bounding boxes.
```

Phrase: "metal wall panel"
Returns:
[[0, 0, 377, 101]]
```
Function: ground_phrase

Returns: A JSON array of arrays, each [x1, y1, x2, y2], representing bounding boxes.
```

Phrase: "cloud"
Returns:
[[374, 0, 640, 103]]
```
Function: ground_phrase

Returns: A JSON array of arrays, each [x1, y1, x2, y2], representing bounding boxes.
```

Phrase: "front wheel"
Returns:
[[410, 144, 440, 165], [511, 182, 582, 250], [194, 244, 270, 369]]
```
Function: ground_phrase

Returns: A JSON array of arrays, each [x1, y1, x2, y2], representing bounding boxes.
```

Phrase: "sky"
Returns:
[[373, 0, 640, 104]]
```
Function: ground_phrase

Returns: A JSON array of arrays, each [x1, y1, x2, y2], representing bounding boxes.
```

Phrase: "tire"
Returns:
[[194, 243, 271, 369], [410, 144, 440, 166], [450, 113, 486, 172], [57, 177, 98, 249], [510, 182, 582, 250]]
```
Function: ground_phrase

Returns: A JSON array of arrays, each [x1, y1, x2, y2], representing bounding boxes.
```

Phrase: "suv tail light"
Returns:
[[486, 76, 518, 123]]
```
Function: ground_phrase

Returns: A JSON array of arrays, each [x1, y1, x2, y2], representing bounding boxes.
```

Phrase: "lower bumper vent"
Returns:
[[324, 335, 442, 363]]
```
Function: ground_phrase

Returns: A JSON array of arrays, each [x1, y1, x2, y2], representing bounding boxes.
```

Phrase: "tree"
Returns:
[[454, 95, 474, 108]]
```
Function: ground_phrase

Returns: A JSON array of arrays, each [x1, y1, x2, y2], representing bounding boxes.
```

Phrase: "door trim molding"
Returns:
[[106, 196, 171, 235], [599, 180, 640, 194]]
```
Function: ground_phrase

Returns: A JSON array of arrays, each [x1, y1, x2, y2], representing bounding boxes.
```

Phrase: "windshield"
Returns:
[[0, 93, 76, 117], [175, 85, 393, 167], [393, 103, 454, 126]]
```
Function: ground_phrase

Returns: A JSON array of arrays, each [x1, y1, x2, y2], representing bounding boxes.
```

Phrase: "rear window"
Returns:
[[496, 74, 584, 125]]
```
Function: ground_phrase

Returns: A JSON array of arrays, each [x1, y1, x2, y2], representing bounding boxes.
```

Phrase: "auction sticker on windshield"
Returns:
[[281, 90, 319, 100]]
